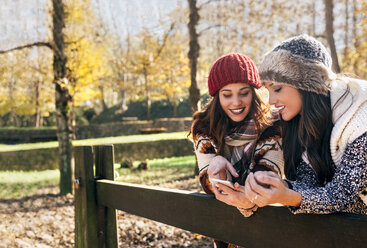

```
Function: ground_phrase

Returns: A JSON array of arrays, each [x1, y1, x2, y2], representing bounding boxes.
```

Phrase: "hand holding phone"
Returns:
[[209, 178, 236, 190]]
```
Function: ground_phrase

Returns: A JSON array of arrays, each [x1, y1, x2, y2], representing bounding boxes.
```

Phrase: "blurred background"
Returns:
[[0, 0, 366, 128]]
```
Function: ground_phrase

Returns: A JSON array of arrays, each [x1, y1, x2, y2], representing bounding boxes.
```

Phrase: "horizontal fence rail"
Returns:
[[75, 145, 367, 248], [96, 179, 367, 248]]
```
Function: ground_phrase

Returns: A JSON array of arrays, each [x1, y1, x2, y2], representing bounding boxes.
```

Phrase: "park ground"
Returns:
[[0, 156, 213, 247]]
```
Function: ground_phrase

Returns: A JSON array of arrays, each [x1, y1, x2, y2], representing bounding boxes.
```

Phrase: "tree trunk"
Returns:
[[324, 0, 341, 73], [120, 89, 127, 112], [71, 99, 77, 140], [52, 0, 73, 195], [9, 79, 18, 127], [309, 1, 316, 35], [144, 67, 151, 120], [343, 0, 349, 60], [172, 100, 177, 118], [99, 86, 108, 111], [187, 0, 201, 114], [352, 0, 359, 73], [35, 81, 41, 128]]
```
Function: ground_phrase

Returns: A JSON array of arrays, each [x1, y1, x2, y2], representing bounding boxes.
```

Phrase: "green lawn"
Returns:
[[0, 170, 60, 199], [0, 155, 197, 199], [116, 155, 196, 185], [0, 131, 189, 152]]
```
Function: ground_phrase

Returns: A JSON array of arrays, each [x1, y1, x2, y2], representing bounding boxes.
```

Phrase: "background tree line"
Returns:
[[1, 0, 366, 128], [0, 0, 366, 194]]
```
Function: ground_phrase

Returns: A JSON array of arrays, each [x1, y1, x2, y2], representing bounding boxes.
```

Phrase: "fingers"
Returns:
[[211, 182, 232, 204], [264, 170, 279, 177], [213, 183, 254, 208], [234, 182, 246, 193], [217, 182, 237, 194], [208, 167, 226, 180], [225, 162, 239, 178], [207, 156, 232, 180], [245, 173, 270, 207], [253, 170, 279, 178], [244, 174, 257, 201], [247, 173, 269, 196], [211, 166, 225, 177], [211, 182, 221, 196], [254, 172, 283, 188]]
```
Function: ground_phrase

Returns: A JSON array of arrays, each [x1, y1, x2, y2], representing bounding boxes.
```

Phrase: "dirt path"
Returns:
[[0, 179, 213, 247]]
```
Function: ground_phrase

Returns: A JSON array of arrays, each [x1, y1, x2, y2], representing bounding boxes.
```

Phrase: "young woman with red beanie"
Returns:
[[191, 53, 284, 223]]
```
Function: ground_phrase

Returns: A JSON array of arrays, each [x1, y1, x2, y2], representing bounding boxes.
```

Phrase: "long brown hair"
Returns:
[[192, 86, 270, 156], [282, 90, 335, 184]]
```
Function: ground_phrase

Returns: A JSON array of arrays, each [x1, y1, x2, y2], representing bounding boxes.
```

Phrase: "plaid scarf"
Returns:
[[224, 119, 259, 184]]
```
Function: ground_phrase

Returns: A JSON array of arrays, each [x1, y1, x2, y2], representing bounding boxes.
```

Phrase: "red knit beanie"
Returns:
[[208, 53, 261, 96]]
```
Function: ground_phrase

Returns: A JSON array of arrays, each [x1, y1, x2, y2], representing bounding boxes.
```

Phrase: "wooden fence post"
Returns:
[[74, 146, 99, 248], [95, 145, 118, 248]]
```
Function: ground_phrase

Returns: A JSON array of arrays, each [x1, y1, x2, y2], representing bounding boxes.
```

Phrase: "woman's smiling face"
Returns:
[[219, 82, 253, 123], [264, 81, 303, 121]]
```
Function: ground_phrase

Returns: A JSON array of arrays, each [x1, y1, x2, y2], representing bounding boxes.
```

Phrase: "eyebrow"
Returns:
[[221, 86, 250, 92]]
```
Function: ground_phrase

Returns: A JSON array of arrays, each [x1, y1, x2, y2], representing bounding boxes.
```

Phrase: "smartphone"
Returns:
[[209, 178, 236, 190]]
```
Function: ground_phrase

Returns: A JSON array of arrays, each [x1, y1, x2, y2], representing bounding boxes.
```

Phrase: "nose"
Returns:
[[268, 92, 276, 105], [233, 95, 242, 106]]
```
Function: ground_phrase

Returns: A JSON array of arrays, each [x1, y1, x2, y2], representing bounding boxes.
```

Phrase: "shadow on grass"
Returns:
[[0, 192, 73, 214]]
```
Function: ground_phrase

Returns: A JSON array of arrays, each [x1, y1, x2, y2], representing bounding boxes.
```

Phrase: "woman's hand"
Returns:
[[244, 171, 302, 207], [207, 155, 238, 180], [212, 182, 256, 210]]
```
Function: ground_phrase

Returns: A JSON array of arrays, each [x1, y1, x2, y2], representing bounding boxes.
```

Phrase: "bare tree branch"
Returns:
[[153, 23, 175, 61], [198, 24, 222, 36], [198, 0, 219, 9], [0, 42, 52, 54], [314, 34, 326, 39], [0, 41, 63, 58], [65, 37, 86, 46]]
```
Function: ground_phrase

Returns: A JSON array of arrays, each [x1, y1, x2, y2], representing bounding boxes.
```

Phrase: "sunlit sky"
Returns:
[[0, 0, 180, 51]]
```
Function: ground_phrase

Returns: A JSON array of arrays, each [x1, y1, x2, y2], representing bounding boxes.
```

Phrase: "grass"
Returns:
[[0, 170, 60, 199], [0, 155, 197, 199], [116, 155, 196, 185], [0, 131, 189, 152], [0, 126, 56, 130]]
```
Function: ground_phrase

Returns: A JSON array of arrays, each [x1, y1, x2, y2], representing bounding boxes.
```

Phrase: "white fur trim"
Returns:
[[330, 78, 367, 165]]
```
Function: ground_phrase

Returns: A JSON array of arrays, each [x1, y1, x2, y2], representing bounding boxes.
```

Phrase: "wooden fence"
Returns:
[[74, 145, 367, 248]]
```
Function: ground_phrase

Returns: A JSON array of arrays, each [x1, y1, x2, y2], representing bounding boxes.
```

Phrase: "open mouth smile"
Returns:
[[273, 106, 285, 113], [230, 108, 245, 115]]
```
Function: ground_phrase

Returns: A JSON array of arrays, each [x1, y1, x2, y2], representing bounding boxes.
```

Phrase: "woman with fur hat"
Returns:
[[191, 53, 284, 220], [241, 34, 367, 214]]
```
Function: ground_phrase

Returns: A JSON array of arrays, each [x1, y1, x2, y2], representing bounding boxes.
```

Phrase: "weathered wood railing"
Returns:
[[74, 145, 367, 248]]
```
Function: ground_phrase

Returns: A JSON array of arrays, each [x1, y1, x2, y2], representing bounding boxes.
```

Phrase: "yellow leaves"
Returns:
[[64, 0, 113, 108], [342, 41, 367, 78], [65, 0, 89, 23], [0, 102, 13, 115], [66, 38, 111, 106], [341, 1, 367, 79], [16, 103, 36, 115]]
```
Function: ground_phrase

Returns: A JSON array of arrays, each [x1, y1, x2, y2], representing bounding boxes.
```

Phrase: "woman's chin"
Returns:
[[229, 115, 247, 123]]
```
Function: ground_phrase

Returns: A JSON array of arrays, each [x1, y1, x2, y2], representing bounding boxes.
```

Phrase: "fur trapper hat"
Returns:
[[259, 34, 335, 96]]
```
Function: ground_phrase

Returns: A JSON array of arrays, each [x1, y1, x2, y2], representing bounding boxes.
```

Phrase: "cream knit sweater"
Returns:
[[330, 77, 367, 204], [330, 77, 367, 165]]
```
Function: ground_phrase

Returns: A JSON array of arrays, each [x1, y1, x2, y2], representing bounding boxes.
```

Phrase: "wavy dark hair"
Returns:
[[282, 89, 337, 184], [192, 86, 270, 156]]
